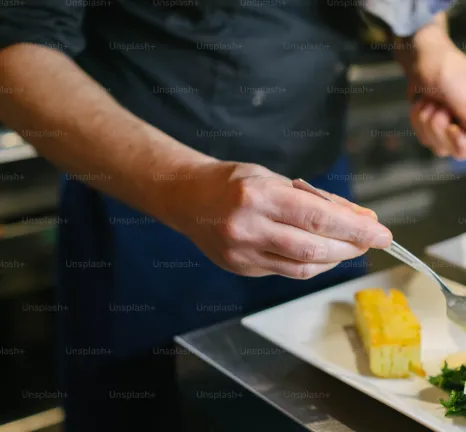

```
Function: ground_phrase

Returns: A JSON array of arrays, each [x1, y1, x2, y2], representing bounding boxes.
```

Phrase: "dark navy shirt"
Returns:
[[0, 0, 361, 177], [0, 0, 454, 173]]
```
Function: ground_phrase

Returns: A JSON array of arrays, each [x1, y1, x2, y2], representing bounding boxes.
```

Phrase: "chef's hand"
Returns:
[[175, 161, 392, 279], [400, 23, 466, 159]]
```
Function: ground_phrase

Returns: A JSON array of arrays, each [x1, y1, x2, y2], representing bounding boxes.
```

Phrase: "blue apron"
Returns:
[[57, 155, 366, 431]]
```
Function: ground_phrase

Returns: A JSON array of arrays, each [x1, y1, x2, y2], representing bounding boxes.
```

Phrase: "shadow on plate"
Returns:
[[326, 301, 354, 326], [324, 301, 373, 377], [342, 324, 373, 377], [453, 416, 466, 427], [417, 386, 448, 404], [417, 387, 466, 427]]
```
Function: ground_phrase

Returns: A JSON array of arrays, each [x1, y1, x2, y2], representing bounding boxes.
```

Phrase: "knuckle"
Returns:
[[295, 264, 316, 280], [349, 228, 370, 246], [268, 234, 288, 251], [303, 209, 330, 234], [232, 178, 260, 210], [247, 162, 271, 175], [419, 111, 430, 125], [220, 248, 242, 268], [218, 218, 243, 243], [299, 243, 323, 262], [433, 113, 446, 129]]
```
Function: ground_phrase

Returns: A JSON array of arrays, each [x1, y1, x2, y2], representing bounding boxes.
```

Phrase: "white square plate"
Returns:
[[242, 266, 466, 432]]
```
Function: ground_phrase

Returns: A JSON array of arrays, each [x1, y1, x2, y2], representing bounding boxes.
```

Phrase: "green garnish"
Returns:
[[429, 362, 466, 417], [440, 391, 466, 417]]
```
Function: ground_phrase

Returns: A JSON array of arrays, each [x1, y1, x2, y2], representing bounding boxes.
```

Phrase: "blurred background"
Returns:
[[3, 1, 466, 430]]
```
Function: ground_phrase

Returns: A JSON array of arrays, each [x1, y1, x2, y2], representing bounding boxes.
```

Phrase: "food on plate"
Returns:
[[354, 288, 424, 378], [443, 352, 466, 370], [429, 360, 466, 417]]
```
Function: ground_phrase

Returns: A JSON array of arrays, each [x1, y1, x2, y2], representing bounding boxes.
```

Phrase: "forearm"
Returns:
[[394, 12, 452, 82], [0, 43, 216, 231]]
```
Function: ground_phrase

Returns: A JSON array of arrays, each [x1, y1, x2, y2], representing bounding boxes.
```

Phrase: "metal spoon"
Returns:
[[292, 178, 466, 328]]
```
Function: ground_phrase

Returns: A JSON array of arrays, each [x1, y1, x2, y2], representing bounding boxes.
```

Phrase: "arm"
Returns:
[[0, 43, 216, 233], [393, 11, 449, 93], [359, 1, 453, 88], [0, 7, 392, 279], [0, 1, 214, 232], [394, 7, 466, 159], [360, 0, 466, 158]]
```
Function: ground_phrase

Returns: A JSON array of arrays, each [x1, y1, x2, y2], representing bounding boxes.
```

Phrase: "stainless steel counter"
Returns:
[[176, 318, 431, 432]]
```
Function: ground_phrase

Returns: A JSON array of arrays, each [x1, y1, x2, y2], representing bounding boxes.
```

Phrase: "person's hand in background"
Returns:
[[396, 13, 466, 159], [174, 161, 392, 279]]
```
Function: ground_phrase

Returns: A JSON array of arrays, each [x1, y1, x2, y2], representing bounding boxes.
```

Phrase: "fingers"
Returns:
[[410, 97, 466, 159], [292, 179, 377, 220], [259, 255, 341, 280], [424, 105, 454, 156], [411, 98, 433, 150], [411, 100, 451, 156], [240, 251, 341, 280], [270, 188, 392, 249], [316, 188, 378, 220], [261, 220, 367, 263], [446, 124, 466, 160]]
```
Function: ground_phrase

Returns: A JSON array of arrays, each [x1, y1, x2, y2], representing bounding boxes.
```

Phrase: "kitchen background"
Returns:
[[3, 2, 466, 430]]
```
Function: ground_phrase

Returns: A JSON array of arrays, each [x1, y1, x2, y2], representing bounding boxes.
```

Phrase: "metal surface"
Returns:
[[348, 62, 403, 85], [0, 158, 59, 223], [0, 408, 63, 432], [0, 158, 58, 298], [0, 130, 37, 164], [176, 320, 428, 432]]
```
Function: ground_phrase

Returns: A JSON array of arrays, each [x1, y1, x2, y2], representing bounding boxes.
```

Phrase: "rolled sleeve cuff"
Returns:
[[0, 6, 86, 58], [0, 32, 81, 56], [362, 0, 455, 37]]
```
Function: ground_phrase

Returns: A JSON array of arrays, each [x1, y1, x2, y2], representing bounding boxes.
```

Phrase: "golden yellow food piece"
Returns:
[[354, 288, 424, 378]]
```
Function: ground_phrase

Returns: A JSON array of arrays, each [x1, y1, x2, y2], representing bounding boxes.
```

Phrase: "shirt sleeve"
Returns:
[[362, 0, 455, 37], [0, 1, 87, 57]]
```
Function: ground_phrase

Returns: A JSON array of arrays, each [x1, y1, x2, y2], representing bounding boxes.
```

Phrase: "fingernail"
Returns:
[[420, 104, 434, 122], [372, 231, 392, 249], [446, 136, 456, 156], [351, 204, 378, 220], [436, 149, 449, 158], [454, 138, 466, 159], [458, 135, 466, 149], [365, 209, 378, 220]]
